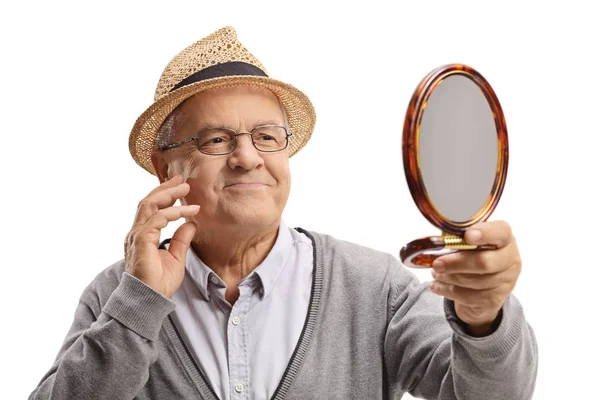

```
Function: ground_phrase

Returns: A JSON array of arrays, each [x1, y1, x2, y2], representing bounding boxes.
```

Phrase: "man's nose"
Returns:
[[227, 133, 264, 170]]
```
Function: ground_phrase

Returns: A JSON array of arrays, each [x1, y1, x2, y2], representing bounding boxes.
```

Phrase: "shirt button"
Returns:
[[232, 316, 241, 326], [210, 276, 220, 285], [235, 383, 244, 393]]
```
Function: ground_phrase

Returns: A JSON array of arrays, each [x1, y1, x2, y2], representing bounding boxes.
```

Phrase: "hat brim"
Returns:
[[129, 75, 316, 175]]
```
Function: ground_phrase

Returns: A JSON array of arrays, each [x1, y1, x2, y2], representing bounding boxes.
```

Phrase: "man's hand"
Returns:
[[430, 221, 522, 337], [124, 176, 200, 298]]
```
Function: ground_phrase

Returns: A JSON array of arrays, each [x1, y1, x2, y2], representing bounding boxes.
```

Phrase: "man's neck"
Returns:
[[190, 221, 280, 304]]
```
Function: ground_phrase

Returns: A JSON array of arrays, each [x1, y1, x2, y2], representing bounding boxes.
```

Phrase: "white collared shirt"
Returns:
[[170, 220, 314, 400]]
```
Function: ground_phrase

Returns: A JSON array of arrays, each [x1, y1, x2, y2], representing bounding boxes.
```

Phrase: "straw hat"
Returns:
[[129, 26, 316, 175]]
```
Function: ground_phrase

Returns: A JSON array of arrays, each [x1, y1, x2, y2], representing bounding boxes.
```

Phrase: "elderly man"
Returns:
[[30, 27, 537, 399]]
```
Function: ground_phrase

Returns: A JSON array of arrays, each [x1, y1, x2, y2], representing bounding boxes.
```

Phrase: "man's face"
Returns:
[[154, 86, 291, 232]]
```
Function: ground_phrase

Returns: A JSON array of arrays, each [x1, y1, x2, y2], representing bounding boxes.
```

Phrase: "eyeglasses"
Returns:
[[159, 125, 292, 155]]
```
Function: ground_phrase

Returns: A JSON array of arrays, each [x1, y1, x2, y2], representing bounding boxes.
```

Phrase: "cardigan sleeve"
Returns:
[[28, 271, 176, 400], [384, 266, 538, 399]]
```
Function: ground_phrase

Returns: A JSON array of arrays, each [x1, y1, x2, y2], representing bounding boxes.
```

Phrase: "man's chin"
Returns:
[[217, 206, 279, 228]]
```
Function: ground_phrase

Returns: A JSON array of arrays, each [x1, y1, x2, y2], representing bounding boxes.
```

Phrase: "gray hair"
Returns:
[[156, 103, 185, 150], [156, 95, 289, 149]]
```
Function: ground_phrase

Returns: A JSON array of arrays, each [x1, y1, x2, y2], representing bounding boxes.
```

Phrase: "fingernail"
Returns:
[[429, 281, 439, 292], [432, 259, 445, 272]]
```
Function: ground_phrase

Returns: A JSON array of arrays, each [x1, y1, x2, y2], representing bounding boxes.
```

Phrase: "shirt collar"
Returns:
[[184, 219, 294, 301], [253, 219, 293, 299], [185, 246, 219, 302]]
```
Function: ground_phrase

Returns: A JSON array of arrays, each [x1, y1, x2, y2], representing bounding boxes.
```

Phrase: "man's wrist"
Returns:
[[465, 310, 503, 337], [103, 272, 176, 341]]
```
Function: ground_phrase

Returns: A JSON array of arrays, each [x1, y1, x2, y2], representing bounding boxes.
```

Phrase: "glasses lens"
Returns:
[[197, 129, 236, 155], [251, 126, 288, 152]]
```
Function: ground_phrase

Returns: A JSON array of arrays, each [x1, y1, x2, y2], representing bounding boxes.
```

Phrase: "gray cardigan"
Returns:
[[30, 229, 538, 399]]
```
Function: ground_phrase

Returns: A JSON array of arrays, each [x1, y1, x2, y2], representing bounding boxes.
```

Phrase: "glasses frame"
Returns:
[[159, 124, 292, 155]]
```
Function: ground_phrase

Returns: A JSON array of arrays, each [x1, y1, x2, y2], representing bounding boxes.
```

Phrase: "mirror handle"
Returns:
[[400, 235, 496, 268]]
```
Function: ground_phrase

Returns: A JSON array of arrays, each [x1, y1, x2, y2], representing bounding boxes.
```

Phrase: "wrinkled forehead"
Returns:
[[183, 85, 285, 124]]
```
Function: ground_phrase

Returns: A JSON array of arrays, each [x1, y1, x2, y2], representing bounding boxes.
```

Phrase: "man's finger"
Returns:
[[431, 270, 506, 290], [429, 281, 507, 308], [169, 221, 198, 264], [133, 183, 191, 226], [146, 175, 184, 197], [142, 205, 200, 231], [433, 242, 519, 274], [464, 220, 514, 248], [145, 184, 191, 210]]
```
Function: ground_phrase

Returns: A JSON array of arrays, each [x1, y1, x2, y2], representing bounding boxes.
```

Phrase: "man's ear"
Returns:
[[151, 151, 170, 183]]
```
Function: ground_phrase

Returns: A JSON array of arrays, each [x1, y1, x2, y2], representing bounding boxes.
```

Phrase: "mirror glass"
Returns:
[[418, 75, 498, 222]]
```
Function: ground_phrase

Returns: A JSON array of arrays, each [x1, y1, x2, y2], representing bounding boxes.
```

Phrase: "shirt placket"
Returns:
[[228, 284, 252, 399]]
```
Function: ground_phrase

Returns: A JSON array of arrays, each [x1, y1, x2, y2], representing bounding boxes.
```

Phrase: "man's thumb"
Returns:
[[168, 221, 197, 263]]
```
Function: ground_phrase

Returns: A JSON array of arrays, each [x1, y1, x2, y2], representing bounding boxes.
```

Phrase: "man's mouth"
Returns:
[[224, 182, 267, 189]]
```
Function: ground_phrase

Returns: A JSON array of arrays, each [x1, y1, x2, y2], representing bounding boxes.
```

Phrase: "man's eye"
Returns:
[[256, 134, 274, 141], [200, 135, 231, 147]]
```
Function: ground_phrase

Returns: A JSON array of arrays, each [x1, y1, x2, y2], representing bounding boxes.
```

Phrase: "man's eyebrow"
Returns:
[[255, 119, 285, 126], [196, 119, 285, 131], [196, 122, 223, 131]]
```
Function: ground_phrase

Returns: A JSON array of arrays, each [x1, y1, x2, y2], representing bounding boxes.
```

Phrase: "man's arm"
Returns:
[[30, 176, 199, 399], [384, 274, 537, 400], [385, 220, 538, 399], [29, 272, 176, 400]]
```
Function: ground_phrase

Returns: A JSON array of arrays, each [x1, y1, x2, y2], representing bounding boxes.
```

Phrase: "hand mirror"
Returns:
[[400, 64, 508, 268]]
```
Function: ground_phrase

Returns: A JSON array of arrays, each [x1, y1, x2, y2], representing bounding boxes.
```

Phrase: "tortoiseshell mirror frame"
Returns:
[[400, 64, 509, 268]]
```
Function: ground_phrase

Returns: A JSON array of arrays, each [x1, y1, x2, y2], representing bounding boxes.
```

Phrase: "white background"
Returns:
[[1, 1, 598, 399]]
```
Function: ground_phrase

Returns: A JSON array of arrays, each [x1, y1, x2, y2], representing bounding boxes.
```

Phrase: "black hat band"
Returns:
[[170, 61, 268, 92]]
